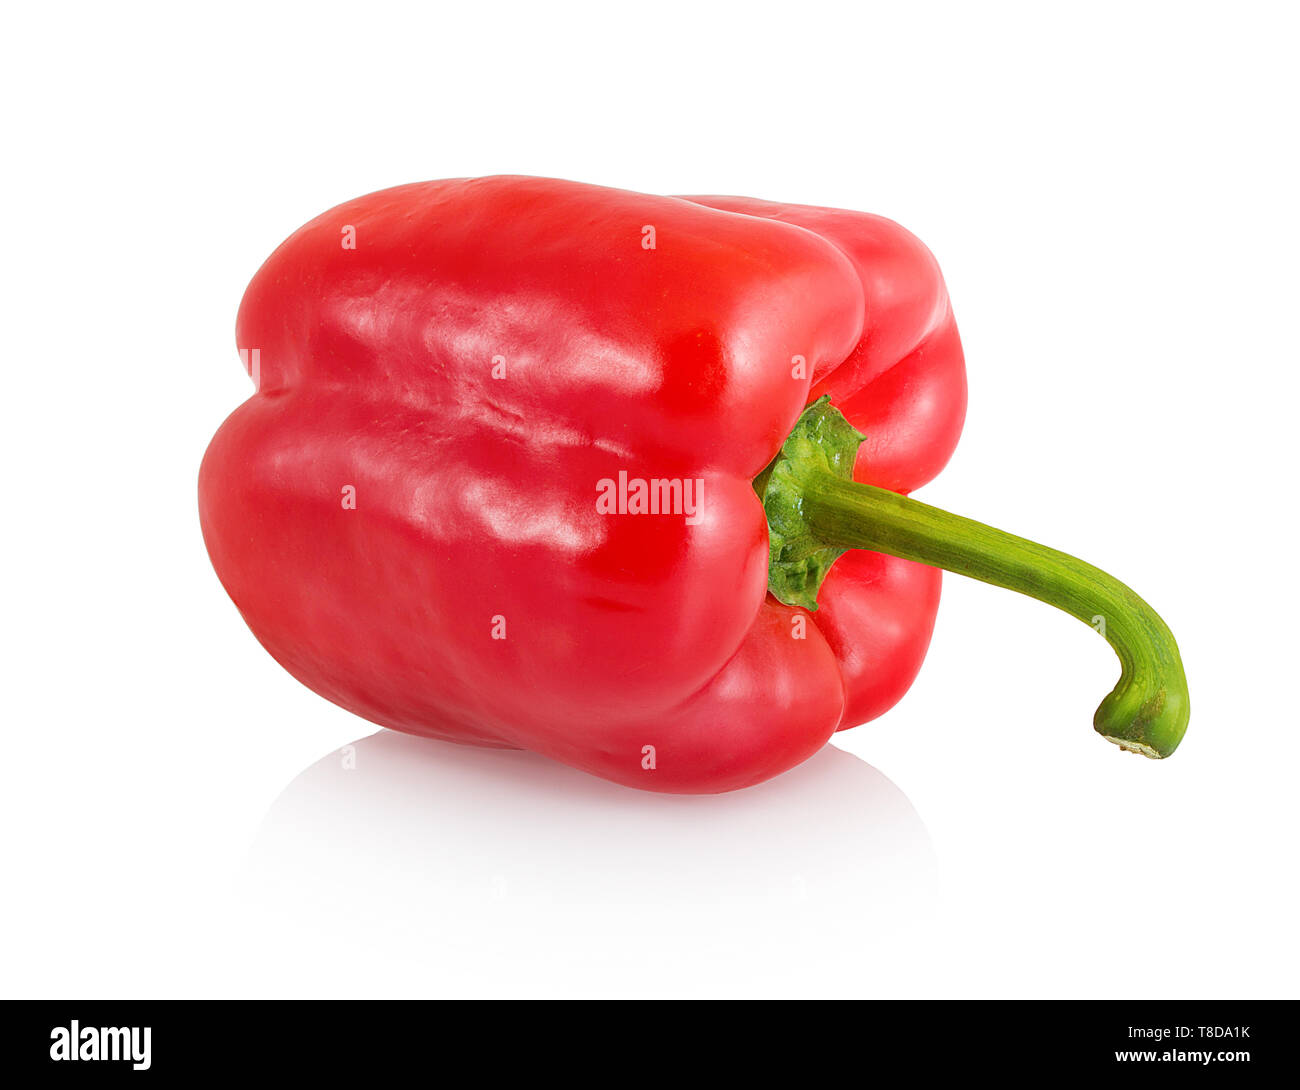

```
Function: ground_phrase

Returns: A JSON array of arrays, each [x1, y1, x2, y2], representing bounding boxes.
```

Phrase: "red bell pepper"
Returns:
[[199, 176, 1189, 793]]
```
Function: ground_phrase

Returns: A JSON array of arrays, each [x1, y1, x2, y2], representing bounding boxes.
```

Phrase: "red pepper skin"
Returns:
[[199, 177, 966, 792]]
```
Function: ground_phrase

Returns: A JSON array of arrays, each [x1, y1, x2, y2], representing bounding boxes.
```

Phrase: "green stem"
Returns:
[[801, 470, 1190, 758]]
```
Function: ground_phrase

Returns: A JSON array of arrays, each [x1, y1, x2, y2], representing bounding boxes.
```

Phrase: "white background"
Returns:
[[3, 1, 1297, 998]]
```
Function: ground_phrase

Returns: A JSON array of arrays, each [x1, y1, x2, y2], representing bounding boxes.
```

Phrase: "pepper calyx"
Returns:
[[755, 396, 865, 610]]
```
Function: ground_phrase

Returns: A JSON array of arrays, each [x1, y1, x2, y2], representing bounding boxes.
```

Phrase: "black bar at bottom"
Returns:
[[1, 1000, 1292, 1077]]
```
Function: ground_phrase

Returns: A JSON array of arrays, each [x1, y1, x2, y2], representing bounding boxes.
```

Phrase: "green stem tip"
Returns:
[[759, 397, 1190, 759]]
